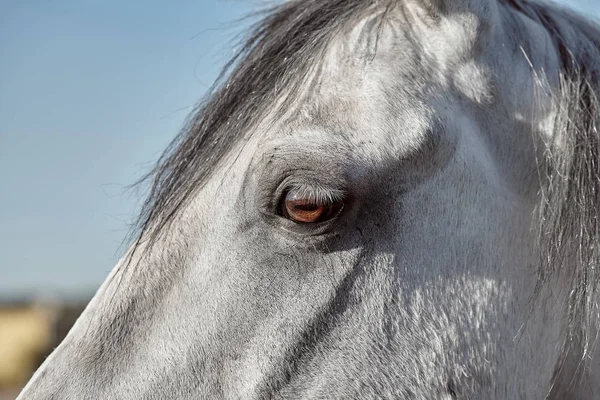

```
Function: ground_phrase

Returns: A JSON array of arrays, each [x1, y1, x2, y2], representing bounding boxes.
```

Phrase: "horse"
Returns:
[[17, 0, 600, 398]]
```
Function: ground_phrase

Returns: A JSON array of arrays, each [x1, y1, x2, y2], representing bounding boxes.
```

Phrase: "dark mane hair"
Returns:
[[131, 0, 600, 390]]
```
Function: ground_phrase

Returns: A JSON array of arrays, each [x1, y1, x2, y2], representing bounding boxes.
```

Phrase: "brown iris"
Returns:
[[282, 190, 344, 224]]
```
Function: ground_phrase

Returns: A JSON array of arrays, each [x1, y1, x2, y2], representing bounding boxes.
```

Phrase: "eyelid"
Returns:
[[284, 182, 346, 205]]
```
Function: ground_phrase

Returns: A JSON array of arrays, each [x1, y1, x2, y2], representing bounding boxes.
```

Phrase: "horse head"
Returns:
[[19, 0, 600, 398]]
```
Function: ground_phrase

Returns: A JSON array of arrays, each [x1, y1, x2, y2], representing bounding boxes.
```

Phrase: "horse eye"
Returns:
[[281, 189, 344, 224]]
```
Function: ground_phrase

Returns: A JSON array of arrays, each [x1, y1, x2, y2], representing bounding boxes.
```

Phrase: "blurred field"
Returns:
[[0, 297, 89, 399], [0, 389, 20, 400]]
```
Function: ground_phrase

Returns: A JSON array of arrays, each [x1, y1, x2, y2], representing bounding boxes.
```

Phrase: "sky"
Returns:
[[1, 0, 599, 297]]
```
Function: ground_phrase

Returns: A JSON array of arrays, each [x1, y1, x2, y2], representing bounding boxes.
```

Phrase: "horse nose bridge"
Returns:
[[16, 337, 79, 399], [16, 281, 138, 398], [18, 327, 126, 399]]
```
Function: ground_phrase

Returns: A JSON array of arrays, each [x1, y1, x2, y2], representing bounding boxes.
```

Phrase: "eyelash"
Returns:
[[278, 182, 345, 205]]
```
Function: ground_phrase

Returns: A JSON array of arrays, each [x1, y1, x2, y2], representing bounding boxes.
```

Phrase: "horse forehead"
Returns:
[[257, 9, 497, 160], [281, 60, 429, 140], [283, 87, 441, 171]]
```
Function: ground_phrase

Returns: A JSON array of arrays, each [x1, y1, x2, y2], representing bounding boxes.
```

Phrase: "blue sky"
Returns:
[[1, 0, 599, 297]]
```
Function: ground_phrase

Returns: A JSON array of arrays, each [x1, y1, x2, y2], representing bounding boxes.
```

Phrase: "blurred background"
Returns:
[[0, 0, 598, 398]]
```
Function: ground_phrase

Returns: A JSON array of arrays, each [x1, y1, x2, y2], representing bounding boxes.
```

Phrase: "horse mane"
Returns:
[[504, 0, 600, 392], [130, 0, 600, 386]]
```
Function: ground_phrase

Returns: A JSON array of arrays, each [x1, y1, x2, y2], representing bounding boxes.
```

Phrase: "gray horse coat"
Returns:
[[18, 0, 600, 398]]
